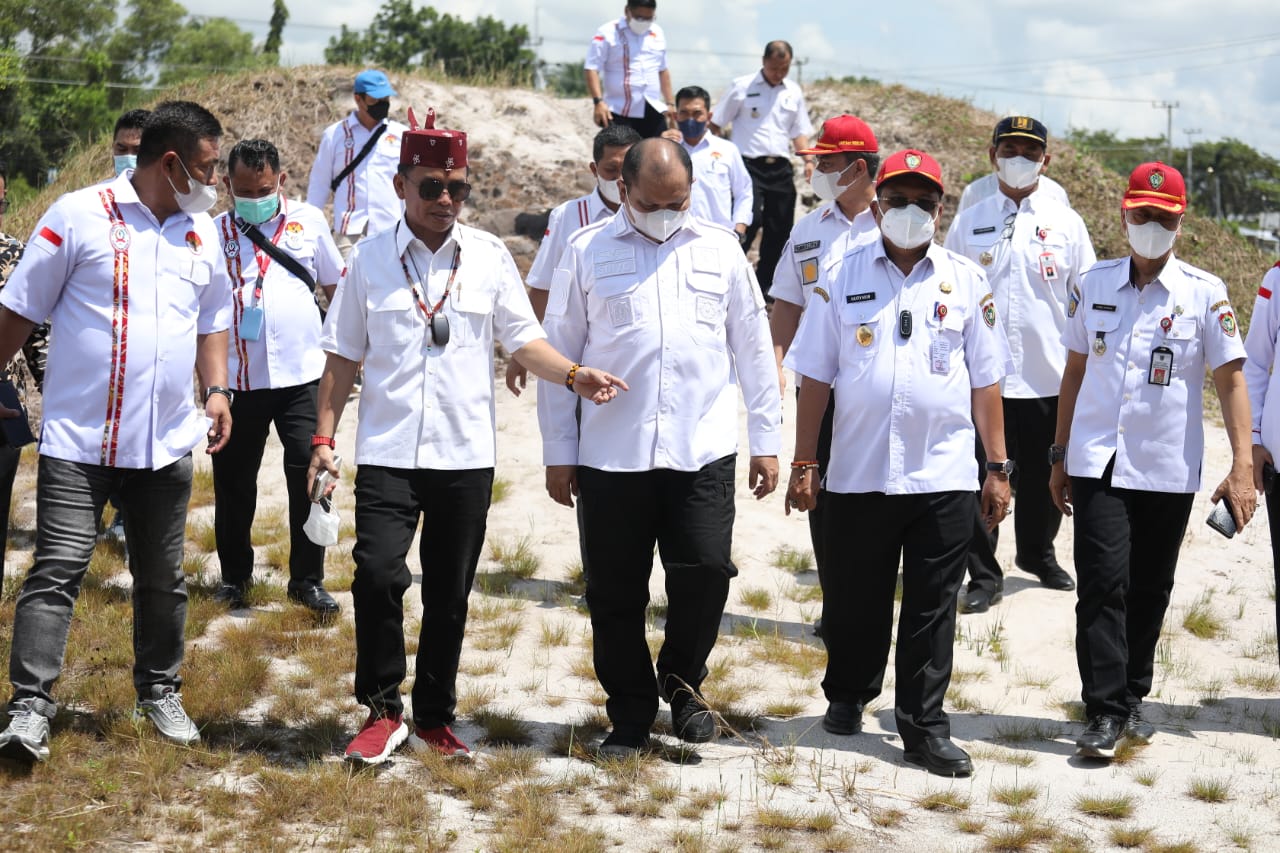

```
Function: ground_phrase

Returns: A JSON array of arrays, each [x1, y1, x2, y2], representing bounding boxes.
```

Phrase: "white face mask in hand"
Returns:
[[995, 155, 1043, 190], [304, 455, 342, 547], [878, 203, 936, 250], [1126, 218, 1179, 260]]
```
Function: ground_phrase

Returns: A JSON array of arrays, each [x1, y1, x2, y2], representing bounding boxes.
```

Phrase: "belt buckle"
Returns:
[[764, 156, 778, 165]]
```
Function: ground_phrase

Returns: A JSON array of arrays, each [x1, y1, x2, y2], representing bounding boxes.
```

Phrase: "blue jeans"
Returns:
[[8, 454, 193, 716]]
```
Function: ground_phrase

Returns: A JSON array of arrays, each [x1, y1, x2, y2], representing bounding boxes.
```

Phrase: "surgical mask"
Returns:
[[233, 190, 281, 226], [597, 174, 621, 205], [167, 157, 218, 215], [878, 203, 936, 250], [629, 203, 687, 242], [113, 154, 137, 176], [1126, 218, 1178, 260], [810, 161, 856, 202], [677, 118, 707, 141], [627, 16, 651, 35], [995, 155, 1042, 190], [366, 99, 390, 122]]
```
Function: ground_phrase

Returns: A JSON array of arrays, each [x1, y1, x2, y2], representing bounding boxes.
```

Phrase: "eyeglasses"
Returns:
[[1000, 212, 1016, 240], [878, 196, 939, 213], [404, 176, 472, 202]]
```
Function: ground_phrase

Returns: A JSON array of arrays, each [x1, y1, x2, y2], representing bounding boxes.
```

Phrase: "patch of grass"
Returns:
[[786, 582, 823, 603], [1232, 666, 1280, 693], [970, 744, 1037, 768], [456, 683, 497, 717], [992, 719, 1061, 743], [770, 545, 814, 573], [957, 816, 987, 834], [473, 614, 523, 653], [1057, 700, 1088, 723], [1186, 776, 1230, 803], [249, 514, 287, 547], [762, 698, 807, 718], [737, 585, 773, 612], [263, 540, 290, 571], [991, 783, 1039, 807], [1073, 792, 1134, 819], [186, 517, 218, 552], [986, 821, 1058, 852], [945, 685, 985, 713], [1182, 592, 1226, 639], [491, 477, 512, 503], [869, 806, 906, 828], [488, 534, 541, 580], [473, 708, 534, 746], [916, 790, 971, 812], [539, 619, 572, 648], [1108, 825, 1154, 848], [1131, 768, 1160, 787], [189, 465, 216, 507]]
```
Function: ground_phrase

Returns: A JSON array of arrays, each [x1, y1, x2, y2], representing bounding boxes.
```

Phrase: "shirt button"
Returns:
[[1124, 393, 1131, 401], [1128, 361, 1136, 369], [1118, 426, 1125, 434]]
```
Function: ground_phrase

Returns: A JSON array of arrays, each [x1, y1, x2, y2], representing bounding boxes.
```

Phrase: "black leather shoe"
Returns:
[[1019, 559, 1076, 591], [671, 691, 717, 743], [598, 725, 650, 758], [213, 583, 248, 610], [821, 701, 863, 735], [1076, 714, 1123, 757], [1121, 706, 1155, 745], [959, 587, 1002, 614], [904, 737, 973, 777], [288, 585, 340, 618]]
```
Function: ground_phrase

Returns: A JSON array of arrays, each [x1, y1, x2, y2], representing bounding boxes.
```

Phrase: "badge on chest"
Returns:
[[1148, 345, 1173, 386]]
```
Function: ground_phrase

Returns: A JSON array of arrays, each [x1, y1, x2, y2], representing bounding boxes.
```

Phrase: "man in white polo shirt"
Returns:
[[0, 101, 233, 764], [663, 85, 752, 238], [584, 0, 673, 138], [212, 139, 344, 616]]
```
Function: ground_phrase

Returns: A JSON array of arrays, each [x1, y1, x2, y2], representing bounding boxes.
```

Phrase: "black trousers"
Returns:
[[0, 442, 19, 588], [1268, 486, 1280, 670], [578, 455, 737, 730], [805, 389, 836, 577], [350, 465, 493, 728], [743, 157, 797, 296], [610, 104, 668, 139], [1072, 460, 1193, 719], [821, 489, 971, 748], [211, 381, 323, 589], [966, 396, 1063, 593]]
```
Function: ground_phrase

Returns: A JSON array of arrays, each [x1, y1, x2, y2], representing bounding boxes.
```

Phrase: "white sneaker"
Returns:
[[0, 705, 51, 763], [133, 687, 201, 745]]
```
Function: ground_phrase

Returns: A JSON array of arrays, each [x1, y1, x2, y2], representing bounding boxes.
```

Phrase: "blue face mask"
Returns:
[[113, 154, 137, 176], [234, 192, 280, 226], [678, 118, 707, 141]]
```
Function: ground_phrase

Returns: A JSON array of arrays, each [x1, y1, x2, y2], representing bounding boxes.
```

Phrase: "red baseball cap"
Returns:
[[400, 107, 468, 170], [796, 114, 878, 156], [1123, 162, 1186, 214], [876, 149, 944, 193]]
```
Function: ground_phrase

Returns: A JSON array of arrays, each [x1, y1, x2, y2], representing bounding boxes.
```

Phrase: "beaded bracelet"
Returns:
[[790, 461, 819, 471], [565, 363, 581, 388]]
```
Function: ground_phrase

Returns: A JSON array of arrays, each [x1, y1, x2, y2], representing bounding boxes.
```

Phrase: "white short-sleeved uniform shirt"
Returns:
[[0, 171, 232, 469], [538, 211, 782, 472], [527, 190, 612, 292], [772, 203, 878, 309], [1244, 263, 1280, 452], [682, 133, 753, 230], [785, 240, 1012, 495], [957, 172, 1069, 213], [321, 220, 545, 469], [1062, 255, 1245, 493], [944, 188, 1096, 398], [213, 199, 344, 391], [711, 72, 814, 159], [305, 113, 409, 236], [584, 17, 668, 118]]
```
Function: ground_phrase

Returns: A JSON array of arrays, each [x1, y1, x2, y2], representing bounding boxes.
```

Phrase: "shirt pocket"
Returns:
[[1162, 317, 1201, 373], [448, 285, 492, 348], [682, 272, 729, 349], [840, 304, 883, 359], [367, 287, 417, 347], [168, 259, 211, 326], [589, 276, 645, 352], [1086, 310, 1122, 358]]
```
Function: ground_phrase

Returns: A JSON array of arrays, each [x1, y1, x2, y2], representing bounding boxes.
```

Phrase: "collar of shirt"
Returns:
[[395, 217, 460, 261], [111, 169, 192, 229], [871, 236, 940, 281], [682, 136, 713, 154], [819, 200, 856, 227], [1116, 253, 1181, 292], [756, 69, 782, 89]]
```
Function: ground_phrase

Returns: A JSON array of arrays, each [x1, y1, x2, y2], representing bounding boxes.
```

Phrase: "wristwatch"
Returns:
[[985, 459, 1016, 477], [592, 96, 603, 105], [1048, 444, 1067, 465], [205, 385, 234, 406]]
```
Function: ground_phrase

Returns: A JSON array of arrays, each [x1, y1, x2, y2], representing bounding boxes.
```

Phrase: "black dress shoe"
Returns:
[[671, 691, 717, 743], [598, 725, 650, 758], [904, 737, 973, 777], [1076, 714, 1123, 757], [213, 583, 248, 610], [821, 701, 863, 735], [1019, 559, 1076, 591], [288, 585, 340, 618], [959, 587, 1002, 614]]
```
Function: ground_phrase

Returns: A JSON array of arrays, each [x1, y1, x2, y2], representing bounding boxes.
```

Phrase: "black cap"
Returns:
[[992, 116, 1048, 146]]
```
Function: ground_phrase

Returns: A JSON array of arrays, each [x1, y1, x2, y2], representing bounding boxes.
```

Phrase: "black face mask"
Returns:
[[366, 99, 390, 122]]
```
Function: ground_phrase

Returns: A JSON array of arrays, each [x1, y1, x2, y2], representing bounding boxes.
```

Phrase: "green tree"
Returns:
[[264, 0, 289, 59], [160, 17, 262, 85]]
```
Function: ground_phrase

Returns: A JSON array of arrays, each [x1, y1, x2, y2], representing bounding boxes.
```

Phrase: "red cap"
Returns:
[[1123, 162, 1186, 214], [876, 149, 944, 193], [796, 114, 878, 156], [400, 107, 467, 170]]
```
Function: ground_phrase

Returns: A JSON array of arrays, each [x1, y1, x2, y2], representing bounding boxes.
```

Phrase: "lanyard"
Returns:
[[250, 211, 290, 298], [400, 240, 461, 320]]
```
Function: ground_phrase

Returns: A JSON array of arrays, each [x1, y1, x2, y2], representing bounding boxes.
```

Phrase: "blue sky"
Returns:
[[187, 1, 1280, 158]]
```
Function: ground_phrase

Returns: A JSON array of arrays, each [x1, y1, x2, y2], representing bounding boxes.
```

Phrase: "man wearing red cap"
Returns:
[[945, 116, 1097, 614], [1050, 162, 1255, 758], [785, 150, 1012, 776], [308, 110, 626, 766], [769, 115, 880, 600]]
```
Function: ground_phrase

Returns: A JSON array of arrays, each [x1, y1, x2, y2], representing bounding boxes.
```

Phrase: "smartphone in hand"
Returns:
[[1206, 499, 1237, 539]]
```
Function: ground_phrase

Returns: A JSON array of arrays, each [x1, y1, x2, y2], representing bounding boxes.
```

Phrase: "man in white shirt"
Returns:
[[712, 41, 815, 300], [505, 123, 642, 394], [305, 69, 409, 259], [0, 101, 233, 764], [945, 116, 1097, 614], [1050, 162, 1255, 759], [662, 85, 752, 238], [1244, 259, 1280, 669], [211, 139, 345, 617], [308, 110, 624, 767], [785, 149, 1013, 777], [584, 0, 674, 139], [958, 171, 1068, 213], [111, 109, 149, 177], [539, 138, 781, 757]]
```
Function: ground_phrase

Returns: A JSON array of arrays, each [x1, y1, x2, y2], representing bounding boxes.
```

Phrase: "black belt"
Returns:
[[745, 156, 789, 165]]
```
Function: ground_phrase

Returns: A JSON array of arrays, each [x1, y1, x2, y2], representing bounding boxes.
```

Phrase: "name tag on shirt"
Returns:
[[846, 292, 876, 304], [793, 240, 820, 254], [972, 226, 997, 235], [1092, 303, 1117, 312], [594, 248, 636, 278], [931, 337, 950, 374]]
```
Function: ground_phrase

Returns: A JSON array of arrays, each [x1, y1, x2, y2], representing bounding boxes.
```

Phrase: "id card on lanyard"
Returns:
[[239, 216, 289, 341]]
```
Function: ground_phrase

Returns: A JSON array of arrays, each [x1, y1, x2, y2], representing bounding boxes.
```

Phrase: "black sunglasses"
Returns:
[[878, 196, 939, 213], [404, 176, 472, 202]]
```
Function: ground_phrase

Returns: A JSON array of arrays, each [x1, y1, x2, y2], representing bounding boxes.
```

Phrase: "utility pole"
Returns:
[[795, 58, 808, 85], [1152, 101, 1178, 164], [1184, 128, 1200, 201], [532, 0, 545, 90]]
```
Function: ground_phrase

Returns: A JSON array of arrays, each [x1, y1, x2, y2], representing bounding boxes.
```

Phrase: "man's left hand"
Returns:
[[802, 159, 815, 182], [1211, 463, 1257, 530], [571, 366, 629, 405], [205, 396, 232, 454], [660, 128, 682, 144], [749, 455, 779, 500], [980, 474, 1012, 533]]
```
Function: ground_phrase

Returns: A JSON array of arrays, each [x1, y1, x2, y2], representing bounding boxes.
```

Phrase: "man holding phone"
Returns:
[[1243, 259, 1280, 667], [1049, 162, 1255, 759]]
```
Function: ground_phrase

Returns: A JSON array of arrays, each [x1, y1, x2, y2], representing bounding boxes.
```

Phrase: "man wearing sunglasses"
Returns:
[[309, 111, 626, 766], [785, 150, 1012, 776], [306, 69, 409, 260], [945, 117, 1097, 615]]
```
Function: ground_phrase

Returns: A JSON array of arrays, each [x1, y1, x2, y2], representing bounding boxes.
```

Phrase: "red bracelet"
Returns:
[[310, 435, 336, 449]]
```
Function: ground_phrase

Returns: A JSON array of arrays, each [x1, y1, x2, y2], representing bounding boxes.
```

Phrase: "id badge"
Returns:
[[931, 337, 950, 374], [240, 305, 264, 341], [1039, 251, 1059, 282], [1148, 345, 1173, 386]]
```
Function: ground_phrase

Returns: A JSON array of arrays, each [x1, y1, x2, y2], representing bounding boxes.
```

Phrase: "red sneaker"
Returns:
[[344, 711, 408, 765], [408, 724, 471, 758]]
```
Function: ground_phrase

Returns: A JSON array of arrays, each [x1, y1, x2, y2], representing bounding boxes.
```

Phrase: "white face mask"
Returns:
[[629, 203, 687, 242], [995, 155, 1042, 190], [1126, 218, 1179, 260], [597, 174, 621, 205], [627, 16, 651, 35], [810, 161, 857, 202], [878, 203, 936, 250], [167, 156, 218, 214]]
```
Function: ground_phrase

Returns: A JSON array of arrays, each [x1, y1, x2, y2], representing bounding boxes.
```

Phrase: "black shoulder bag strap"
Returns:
[[239, 219, 326, 317], [329, 123, 387, 193]]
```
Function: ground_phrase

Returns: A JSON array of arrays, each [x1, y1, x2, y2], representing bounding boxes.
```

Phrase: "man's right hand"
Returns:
[[593, 101, 611, 128], [546, 464, 578, 507], [1253, 444, 1274, 493], [505, 360, 528, 396], [307, 446, 340, 500], [1048, 462, 1072, 516]]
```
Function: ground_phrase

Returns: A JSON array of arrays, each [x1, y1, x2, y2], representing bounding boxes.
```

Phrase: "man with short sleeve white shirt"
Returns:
[[663, 85, 753, 236], [945, 116, 1097, 612], [211, 139, 345, 616], [1243, 259, 1280, 667], [1050, 162, 1255, 758], [0, 102, 233, 764], [584, 1, 673, 139], [785, 150, 1012, 777], [538, 139, 780, 757], [958, 171, 1068, 213], [711, 40, 815, 299]]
